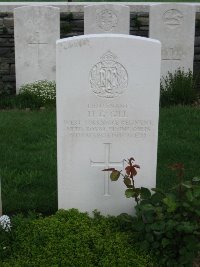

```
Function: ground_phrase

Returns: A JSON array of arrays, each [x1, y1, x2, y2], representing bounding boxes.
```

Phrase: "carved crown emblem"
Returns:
[[96, 9, 118, 32], [163, 9, 183, 29], [89, 51, 128, 98]]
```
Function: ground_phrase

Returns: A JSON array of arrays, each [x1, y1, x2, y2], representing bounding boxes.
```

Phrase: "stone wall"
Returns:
[[0, 8, 200, 95], [0, 12, 15, 95]]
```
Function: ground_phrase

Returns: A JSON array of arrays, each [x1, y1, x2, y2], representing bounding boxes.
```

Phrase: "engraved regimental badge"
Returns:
[[89, 51, 128, 98], [96, 9, 118, 32], [163, 9, 183, 29]]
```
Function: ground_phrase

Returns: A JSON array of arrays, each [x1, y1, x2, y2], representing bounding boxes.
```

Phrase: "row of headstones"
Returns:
[[14, 3, 195, 93]]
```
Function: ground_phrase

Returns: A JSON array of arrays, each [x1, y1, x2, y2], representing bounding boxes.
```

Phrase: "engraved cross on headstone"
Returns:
[[90, 143, 124, 196], [162, 59, 181, 70], [162, 47, 181, 71], [28, 32, 48, 65]]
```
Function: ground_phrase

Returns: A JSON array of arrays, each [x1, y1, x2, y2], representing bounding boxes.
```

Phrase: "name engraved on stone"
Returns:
[[28, 31, 48, 66], [63, 39, 90, 50], [163, 9, 183, 29], [90, 51, 128, 98], [88, 109, 127, 118], [96, 9, 118, 32], [90, 143, 124, 196]]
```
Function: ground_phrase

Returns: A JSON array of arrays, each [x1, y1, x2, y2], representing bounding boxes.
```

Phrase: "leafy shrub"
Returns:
[[106, 159, 200, 267], [133, 165, 200, 267], [160, 69, 198, 106], [19, 80, 56, 108], [1, 209, 156, 267]]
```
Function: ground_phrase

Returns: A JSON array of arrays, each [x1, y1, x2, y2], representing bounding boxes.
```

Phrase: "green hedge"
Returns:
[[0, 209, 156, 267]]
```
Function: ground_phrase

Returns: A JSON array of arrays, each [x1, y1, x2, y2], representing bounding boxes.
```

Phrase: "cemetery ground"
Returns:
[[0, 106, 200, 266], [0, 2, 199, 265]]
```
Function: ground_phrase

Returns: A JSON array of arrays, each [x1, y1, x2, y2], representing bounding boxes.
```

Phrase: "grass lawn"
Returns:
[[0, 106, 200, 215], [0, 110, 57, 215]]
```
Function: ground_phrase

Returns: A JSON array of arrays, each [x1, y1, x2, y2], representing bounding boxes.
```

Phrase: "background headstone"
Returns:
[[84, 4, 130, 34], [14, 6, 60, 93], [57, 34, 161, 216], [149, 4, 195, 78]]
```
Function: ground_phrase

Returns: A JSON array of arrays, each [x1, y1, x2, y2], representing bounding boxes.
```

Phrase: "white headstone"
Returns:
[[14, 6, 60, 93], [84, 4, 130, 34], [57, 34, 161, 216], [149, 4, 195, 78]]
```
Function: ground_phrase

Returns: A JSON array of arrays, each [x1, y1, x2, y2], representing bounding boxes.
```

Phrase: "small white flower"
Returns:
[[19, 80, 56, 103], [0, 215, 11, 232]]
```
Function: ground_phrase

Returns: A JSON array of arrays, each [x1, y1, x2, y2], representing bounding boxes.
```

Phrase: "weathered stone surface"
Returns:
[[10, 63, 15, 74], [56, 34, 161, 215], [139, 17, 149, 25], [73, 12, 84, 20], [2, 57, 14, 64], [2, 75, 15, 81], [196, 12, 200, 20], [0, 62, 9, 69], [84, 4, 130, 34], [195, 36, 200, 46], [0, 47, 10, 56], [194, 46, 200, 54], [150, 4, 195, 78], [14, 6, 60, 92], [0, 37, 8, 43], [7, 28, 13, 35], [3, 17, 13, 28], [194, 54, 200, 61], [131, 30, 147, 37], [0, 42, 13, 47]]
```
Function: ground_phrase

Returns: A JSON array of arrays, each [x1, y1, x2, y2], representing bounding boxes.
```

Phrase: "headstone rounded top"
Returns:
[[14, 5, 60, 11], [57, 34, 161, 46], [84, 4, 130, 34], [85, 4, 130, 8]]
